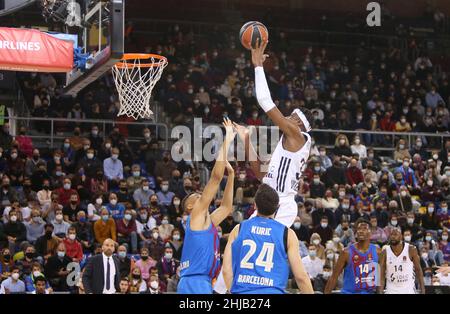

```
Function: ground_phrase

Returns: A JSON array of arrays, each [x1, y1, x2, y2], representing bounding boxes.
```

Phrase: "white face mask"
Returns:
[[391, 220, 398, 226], [327, 253, 334, 260], [404, 235, 411, 242], [293, 222, 301, 229], [333, 237, 340, 243], [10, 215, 17, 222], [309, 250, 317, 257], [400, 191, 407, 197], [150, 281, 159, 290], [87, 153, 94, 159], [68, 234, 76, 240], [321, 223, 328, 228], [110, 199, 117, 206], [322, 271, 331, 279], [407, 218, 414, 225], [96, 198, 103, 205], [162, 219, 169, 225], [173, 200, 180, 206], [164, 253, 173, 260], [442, 235, 448, 241], [421, 253, 428, 259], [152, 232, 159, 239], [142, 186, 150, 191], [11, 273, 20, 281], [63, 183, 71, 190], [56, 214, 63, 221], [173, 234, 180, 241], [313, 239, 320, 246]]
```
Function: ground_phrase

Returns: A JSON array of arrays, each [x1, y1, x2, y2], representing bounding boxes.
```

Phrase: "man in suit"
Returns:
[[82, 238, 120, 294]]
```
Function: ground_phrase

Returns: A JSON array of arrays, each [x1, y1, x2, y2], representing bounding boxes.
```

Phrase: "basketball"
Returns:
[[239, 21, 269, 50]]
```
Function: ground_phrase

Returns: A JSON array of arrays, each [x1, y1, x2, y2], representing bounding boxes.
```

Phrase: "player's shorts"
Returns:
[[250, 195, 297, 227], [385, 288, 416, 294], [178, 275, 213, 294]]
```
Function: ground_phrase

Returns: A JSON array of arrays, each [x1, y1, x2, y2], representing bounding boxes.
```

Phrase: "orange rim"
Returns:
[[115, 53, 168, 69]]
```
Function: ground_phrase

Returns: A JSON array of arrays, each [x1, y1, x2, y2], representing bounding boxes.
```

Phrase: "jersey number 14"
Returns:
[[240, 240, 274, 272]]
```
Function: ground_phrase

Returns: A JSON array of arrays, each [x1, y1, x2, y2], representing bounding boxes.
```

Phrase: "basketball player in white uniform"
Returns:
[[233, 38, 313, 228], [378, 228, 425, 294], [213, 39, 313, 294]]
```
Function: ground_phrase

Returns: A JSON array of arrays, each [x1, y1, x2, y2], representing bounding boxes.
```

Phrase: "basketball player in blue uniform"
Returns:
[[325, 218, 381, 294], [177, 118, 236, 294], [222, 184, 314, 294]]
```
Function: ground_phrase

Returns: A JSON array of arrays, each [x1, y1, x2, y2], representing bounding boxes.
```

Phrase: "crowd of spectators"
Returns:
[[0, 19, 449, 293]]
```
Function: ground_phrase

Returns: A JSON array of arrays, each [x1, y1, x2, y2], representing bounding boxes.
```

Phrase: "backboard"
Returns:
[[63, 0, 124, 96]]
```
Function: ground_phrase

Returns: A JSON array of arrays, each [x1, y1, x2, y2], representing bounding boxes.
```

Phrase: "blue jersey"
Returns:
[[231, 216, 289, 294], [342, 243, 379, 294], [179, 216, 220, 293]]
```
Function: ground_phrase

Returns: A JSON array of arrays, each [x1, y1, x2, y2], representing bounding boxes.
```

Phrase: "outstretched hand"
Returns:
[[232, 122, 250, 142], [223, 117, 236, 145], [251, 38, 269, 67]]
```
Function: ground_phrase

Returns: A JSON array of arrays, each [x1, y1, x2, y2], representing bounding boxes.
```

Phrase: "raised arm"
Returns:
[[223, 224, 240, 292], [233, 123, 266, 181], [210, 161, 235, 227], [191, 118, 236, 223], [252, 39, 307, 139], [287, 228, 314, 294], [324, 248, 348, 294]]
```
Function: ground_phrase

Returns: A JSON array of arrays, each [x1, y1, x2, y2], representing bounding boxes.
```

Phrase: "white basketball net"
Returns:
[[112, 55, 168, 120]]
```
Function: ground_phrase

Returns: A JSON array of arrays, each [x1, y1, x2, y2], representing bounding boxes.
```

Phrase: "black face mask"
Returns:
[[71, 200, 78, 205], [151, 201, 158, 206], [132, 274, 140, 280], [342, 227, 349, 231], [141, 256, 148, 261], [26, 252, 35, 259], [3, 254, 10, 260], [45, 231, 53, 239]]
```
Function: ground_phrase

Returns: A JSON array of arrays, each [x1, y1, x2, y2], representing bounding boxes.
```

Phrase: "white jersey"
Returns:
[[385, 243, 416, 294], [262, 132, 311, 199]]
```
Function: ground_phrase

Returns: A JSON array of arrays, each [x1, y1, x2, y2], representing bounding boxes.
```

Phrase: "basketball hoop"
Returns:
[[112, 53, 168, 119]]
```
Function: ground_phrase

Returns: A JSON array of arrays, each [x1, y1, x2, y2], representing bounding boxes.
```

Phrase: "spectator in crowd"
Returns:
[[158, 215, 174, 242], [103, 147, 123, 189], [117, 245, 131, 278], [156, 246, 179, 283], [51, 208, 70, 239], [106, 193, 125, 220], [63, 227, 83, 263], [3, 210, 26, 255], [116, 208, 138, 254], [134, 247, 156, 283], [25, 209, 45, 244], [94, 208, 117, 244], [44, 242, 72, 292], [312, 216, 334, 245], [55, 178, 79, 207], [302, 244, 324, 280], [313, 263, 332, 293], [167, 266, 181, 293], [127, 164, 144, 192], [129, 266, 147, 293], [147, 228, 165, 261], [72, 211, 93, 253], [133, 179, 155, 209], [0, 266, 25, 294]]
